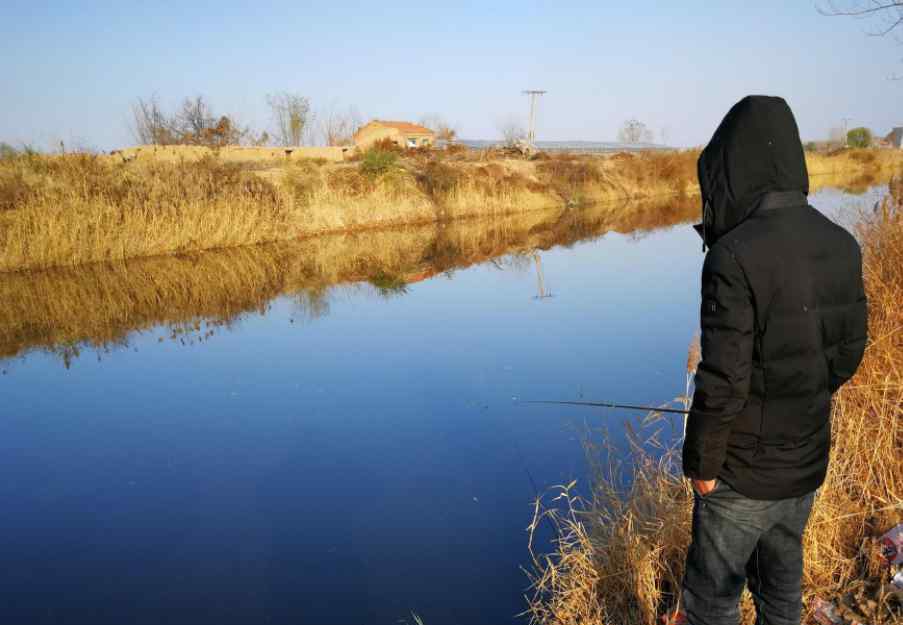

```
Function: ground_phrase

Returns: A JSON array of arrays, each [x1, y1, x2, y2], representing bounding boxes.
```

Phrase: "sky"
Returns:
[[0, 1, 900, 151]]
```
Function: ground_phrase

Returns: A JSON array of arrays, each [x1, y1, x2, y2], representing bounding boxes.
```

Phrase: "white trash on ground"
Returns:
[[879, 523, 903, 566]]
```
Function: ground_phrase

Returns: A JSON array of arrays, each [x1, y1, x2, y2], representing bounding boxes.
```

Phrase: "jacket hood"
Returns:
[[696, 95, 808, 247]]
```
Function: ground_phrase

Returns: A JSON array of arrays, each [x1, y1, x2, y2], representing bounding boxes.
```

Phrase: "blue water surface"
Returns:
[[0, 186, 874, 625]]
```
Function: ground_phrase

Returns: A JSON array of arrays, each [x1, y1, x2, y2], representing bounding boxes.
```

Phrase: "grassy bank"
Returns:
[[0, 194, 698, 364], [0, 147, 900, 273], [525, 190, 903, 624]]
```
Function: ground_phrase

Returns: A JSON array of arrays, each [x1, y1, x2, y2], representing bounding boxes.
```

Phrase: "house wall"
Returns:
[[405, 134, 434, 148], [353, 124, 436, 149], [353, 125, 403, 149], [109, 145, 350, 163]]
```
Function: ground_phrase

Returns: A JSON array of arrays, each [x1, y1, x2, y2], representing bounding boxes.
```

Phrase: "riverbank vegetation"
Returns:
[[0, 146, 900, 273], [525, 188, 903, 624]]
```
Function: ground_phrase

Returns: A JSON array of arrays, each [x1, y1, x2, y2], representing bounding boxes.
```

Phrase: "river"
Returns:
[[0, 182, 885, 625]]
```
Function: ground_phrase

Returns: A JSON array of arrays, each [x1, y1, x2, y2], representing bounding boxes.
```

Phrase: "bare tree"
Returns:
[[250, 130, 271, 147], [130, 94, 256, 147], [419, 113, 458, 142], [319, 105, 363, 146], [202, 116, 248, 147], [267, 92, 311, 146], [618, 119, 653, 144], [175, 96, 215, 140], [819, 2, 903, 36], [496, 115, 526, 147], [820, 2, 903, 76], [131, 95, 174, 145]]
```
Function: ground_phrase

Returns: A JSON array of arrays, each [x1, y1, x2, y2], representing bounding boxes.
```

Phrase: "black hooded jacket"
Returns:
[[682, 96, 868, 500]]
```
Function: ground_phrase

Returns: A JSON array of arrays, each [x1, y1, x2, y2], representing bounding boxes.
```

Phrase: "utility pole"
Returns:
[[522, 90, 546, 146], [841, 117, 853, 147]]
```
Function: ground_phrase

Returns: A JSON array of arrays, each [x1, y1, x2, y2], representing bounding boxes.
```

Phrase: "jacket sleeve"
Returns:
[[682, 245, 755, 481], [828, 246, 867, 393]]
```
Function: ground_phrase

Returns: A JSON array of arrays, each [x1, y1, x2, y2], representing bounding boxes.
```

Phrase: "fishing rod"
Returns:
[[524, 399, 689, 415]]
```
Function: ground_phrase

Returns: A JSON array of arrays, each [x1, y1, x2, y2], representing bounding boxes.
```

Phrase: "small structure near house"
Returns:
[[887, 127, 903, 149], [353, 120, 435, 150]]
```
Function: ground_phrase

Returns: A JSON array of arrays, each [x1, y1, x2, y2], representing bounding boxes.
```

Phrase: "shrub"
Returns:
[[537, 159, 605, 203], [326, 167, 374, 196], [0, 169, 28, 211], [0, 142, 17, 160], [416, 161, 463, 199], [359, 148, 398, 177], [470, 164, 533, 198], [284, 160, 324, 203], [847, 127, 872, 149], [371, 137, 405, 154], [445, 143, 468, 156], [848, 149, 877, 165]]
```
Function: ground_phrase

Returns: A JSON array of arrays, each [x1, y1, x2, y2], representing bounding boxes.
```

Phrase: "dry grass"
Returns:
[[0, 148, 899, 273], [0, 153, 292, 272], [526, 193, 903, 625], [807, 149, 903, 178]]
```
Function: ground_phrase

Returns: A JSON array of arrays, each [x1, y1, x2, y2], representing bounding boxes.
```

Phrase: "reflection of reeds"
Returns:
[[0, 195, 698, 364], [526, 198, 903, 624]]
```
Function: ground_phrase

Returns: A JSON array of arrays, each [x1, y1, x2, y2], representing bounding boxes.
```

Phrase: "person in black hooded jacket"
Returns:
[[679, 96, 867, 625]]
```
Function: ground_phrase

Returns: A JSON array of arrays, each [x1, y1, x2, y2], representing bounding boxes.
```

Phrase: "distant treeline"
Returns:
[[129, 93, 458, 149]]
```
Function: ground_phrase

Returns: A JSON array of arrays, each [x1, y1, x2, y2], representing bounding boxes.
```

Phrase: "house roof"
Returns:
[[367, 120, 435, 135]]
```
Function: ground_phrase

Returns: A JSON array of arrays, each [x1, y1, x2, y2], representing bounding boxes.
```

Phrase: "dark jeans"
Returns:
[[681, 479, 815, 625]]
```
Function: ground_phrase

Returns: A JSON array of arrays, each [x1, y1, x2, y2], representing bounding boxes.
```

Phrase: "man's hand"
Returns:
[[692, 479, 717, 496]]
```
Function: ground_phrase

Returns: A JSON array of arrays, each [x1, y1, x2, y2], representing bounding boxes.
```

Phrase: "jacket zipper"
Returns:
[[754, 325, 766, 458]]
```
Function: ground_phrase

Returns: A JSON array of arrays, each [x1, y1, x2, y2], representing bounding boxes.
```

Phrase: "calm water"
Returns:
[[0, 185, 884, 625]]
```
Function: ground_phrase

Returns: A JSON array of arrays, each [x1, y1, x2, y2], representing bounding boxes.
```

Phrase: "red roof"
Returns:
[[368, 120, 434, 135]]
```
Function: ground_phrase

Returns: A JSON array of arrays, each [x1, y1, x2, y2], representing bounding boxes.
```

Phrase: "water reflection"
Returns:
[[532, 253, 553, 300], [0, 195, 699, 365], [3, 170, 889, 368], [0, 180, 890, 625]]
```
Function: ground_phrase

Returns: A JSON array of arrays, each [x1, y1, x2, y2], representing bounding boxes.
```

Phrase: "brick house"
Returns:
[[353, 120, 435, 150]]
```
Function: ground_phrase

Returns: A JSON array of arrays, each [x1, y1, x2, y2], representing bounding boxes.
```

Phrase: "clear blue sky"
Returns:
[[1, 1, 900, 150]]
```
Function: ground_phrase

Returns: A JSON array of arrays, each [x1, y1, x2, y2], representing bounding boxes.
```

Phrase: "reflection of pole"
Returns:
[[533, 253, 552, 300], [522, 90, 546, 146]]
